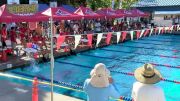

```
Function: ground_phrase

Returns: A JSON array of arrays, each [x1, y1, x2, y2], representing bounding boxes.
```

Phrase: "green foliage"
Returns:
[[86, 0, 139, 10], [18, 0, 138, 10], [122, 0, 139, 9], [87, 0, 112, 10]]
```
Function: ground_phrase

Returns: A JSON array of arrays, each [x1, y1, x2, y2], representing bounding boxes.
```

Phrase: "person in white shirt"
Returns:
[[73, 23, 79, 34], [132, 63, 166, 101], [94, 20, 102, 33]]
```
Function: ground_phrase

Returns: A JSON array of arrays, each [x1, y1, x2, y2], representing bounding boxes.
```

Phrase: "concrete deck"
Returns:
[[0, 80, 84, 101]]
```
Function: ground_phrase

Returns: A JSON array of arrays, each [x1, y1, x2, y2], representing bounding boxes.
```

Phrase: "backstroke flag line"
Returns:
[[74, 35, 81, 49], [130, 31, 134, 40], [140, 30, 145, 38], [116, 32, 121, 43], [96, 33, 103, 47]]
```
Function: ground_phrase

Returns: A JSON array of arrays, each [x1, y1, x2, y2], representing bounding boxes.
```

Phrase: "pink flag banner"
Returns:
[[154, 28, 158, 35], [87, 34, 93, 48], [106, 33, 112, 45], [140, 30, 145, 38], [143, 29, 149, 37], [57, 36, 66, 50], [121, 31, 127, 42], [136, 30, 141, 40], [161, 27, 165, 34]]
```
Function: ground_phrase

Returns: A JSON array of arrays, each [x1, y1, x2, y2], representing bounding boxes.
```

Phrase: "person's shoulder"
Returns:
[[133, 81, 141, 86], [84, 79, 91, 84], [153, 86, 164, 92], [108, 84, 117, 90]]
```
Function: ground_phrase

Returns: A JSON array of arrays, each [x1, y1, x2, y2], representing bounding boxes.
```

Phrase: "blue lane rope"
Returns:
[[117, 44, 179, 52], [100, 48, 179, 59], [55, 60, 180, 84], [11, 71, 83, 89], [129, 41, 180, 47], [149, 37, 180, 40], [10, 71, 133, 101], [141, 38, 180, 43], [144, 37, 180, 41], [80, 54, 180, 69]]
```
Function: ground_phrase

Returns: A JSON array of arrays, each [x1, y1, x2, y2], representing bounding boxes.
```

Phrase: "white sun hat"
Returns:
[[90, 63, 110, 88]]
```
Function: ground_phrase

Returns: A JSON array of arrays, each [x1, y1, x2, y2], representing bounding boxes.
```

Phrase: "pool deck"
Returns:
[[0, 80, 83, 101]]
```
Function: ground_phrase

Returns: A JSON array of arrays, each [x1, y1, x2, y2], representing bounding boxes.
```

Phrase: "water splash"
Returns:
[[30, 58, 40, 72]]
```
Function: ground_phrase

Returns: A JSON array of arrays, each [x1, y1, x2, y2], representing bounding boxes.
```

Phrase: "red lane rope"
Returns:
[[118, 44, 179, 53], [56, 61, 180, 85], [101, 48, 179, 59], [143, 39, 180, 43], [130, 41, 180, 48]]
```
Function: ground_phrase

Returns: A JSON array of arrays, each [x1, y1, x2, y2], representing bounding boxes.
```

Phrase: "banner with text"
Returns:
[[7, 4, 38, 15]]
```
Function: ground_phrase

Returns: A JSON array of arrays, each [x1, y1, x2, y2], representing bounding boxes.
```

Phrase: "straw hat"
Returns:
[[134, 63, 162, 84], [90, 63, 110, 88]]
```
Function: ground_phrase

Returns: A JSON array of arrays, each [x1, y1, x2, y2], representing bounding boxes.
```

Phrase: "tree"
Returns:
[[87, 0, 139, 10], [122, 0, 139, 9], [87, 0, 112, 10]]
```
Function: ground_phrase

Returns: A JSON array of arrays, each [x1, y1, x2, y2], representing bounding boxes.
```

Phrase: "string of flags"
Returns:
[[56, 25, 180, 49]]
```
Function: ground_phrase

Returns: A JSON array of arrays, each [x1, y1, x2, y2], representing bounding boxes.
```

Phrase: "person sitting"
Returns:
[[83, 63, 120, 101], [131, 63, 166, 101], [69, 48, 76, 56]]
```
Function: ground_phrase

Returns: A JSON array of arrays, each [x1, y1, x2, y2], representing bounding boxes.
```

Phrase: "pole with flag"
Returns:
[[50, 16, 54, 101]]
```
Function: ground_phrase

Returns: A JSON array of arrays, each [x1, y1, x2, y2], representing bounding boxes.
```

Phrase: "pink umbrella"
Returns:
[[74, 6, 104, 19], [96, 8, 124, 18]]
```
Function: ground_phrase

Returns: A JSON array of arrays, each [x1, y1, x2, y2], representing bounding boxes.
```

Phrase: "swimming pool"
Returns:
[[2, 34, 180, 101]]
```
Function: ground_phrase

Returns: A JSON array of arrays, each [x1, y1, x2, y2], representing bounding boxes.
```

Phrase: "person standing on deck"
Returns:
[[83, 63, 120, 101], [131, 63, 166, 101]]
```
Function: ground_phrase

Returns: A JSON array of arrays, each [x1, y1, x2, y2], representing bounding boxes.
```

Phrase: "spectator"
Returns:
[[94, 19, 102, 33], [83, 63, 120, 101], [73, 23, 79, 34], [1, 24, 7, 48], [10, 27, 16, 49], [132, 63, 166, 101]]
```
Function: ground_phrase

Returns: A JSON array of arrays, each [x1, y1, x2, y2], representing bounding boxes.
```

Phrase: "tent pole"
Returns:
[[50, 16, 54, 101]]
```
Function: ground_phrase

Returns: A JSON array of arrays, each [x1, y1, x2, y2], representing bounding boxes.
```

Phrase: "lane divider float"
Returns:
[[81, 54, 180, 69], [55, 61, 180, 84]]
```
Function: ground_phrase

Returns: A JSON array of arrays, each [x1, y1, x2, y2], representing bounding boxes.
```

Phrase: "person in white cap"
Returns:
[[83, 63, 120, 101], [132, 63, 166, 101]]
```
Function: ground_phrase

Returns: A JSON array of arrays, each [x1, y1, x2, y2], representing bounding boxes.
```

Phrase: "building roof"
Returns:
[[133, 0, 180, 7], [154, 11, 180, 15]]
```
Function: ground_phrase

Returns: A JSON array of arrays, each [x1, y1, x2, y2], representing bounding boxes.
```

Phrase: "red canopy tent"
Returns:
[[96, 8, 124, 18], [130, 9, 149, 17], [41, 7, 83, 20], [116, 9, 149, 17], [116, 9, 135, 17], [0, 5, 49, 22], [74, 6, 104, 19]]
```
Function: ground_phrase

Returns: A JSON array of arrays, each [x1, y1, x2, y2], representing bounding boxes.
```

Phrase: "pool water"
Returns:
[[2, 34, 180, 101]]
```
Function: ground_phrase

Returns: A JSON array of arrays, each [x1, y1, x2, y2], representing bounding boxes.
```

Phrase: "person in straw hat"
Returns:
[[131, 63, 166, 101], [83, 63, 120, 101]]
